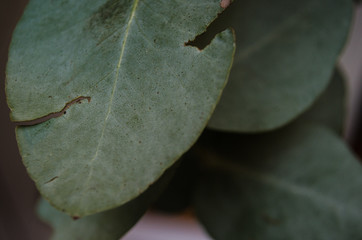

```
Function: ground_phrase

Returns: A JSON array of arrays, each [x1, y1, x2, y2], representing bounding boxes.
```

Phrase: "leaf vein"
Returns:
[[81, 0, 140, 207]]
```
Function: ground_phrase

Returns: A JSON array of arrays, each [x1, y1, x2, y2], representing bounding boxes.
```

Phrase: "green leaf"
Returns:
[[153, 67, 345, 215], [193, 125, 362, 240], [38, 166, 174, 240], [6, 0, 235, 216], [206, 0, 352, 132], [291, 68, 346, 133]]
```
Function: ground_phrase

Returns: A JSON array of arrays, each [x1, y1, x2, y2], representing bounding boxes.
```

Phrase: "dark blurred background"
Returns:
[[0, 1, 361, 240], [0, 0, 51, 239]]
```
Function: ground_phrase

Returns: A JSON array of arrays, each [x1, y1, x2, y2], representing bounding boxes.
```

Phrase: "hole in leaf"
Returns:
[[184, 2, 234, 50]]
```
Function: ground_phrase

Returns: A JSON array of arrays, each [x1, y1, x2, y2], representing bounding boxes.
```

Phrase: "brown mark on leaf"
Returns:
[[90, 0, 131, 27], [14, 96, 91, 126], [72, 216, 80, 220], [220, 0, 231, 9], [45, 176, 59, 184]]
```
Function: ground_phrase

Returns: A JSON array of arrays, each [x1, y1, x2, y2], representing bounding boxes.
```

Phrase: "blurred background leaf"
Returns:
[[204, 0, 352, 132], [193, 124, 362, 240]]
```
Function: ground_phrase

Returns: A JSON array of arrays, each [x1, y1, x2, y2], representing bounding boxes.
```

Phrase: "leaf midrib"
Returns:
[[80, 0, 140, 208]]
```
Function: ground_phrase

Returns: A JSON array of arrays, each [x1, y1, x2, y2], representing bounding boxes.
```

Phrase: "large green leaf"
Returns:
[[193, 125, 362, 240], [38, 166, 173, 240], [206, 0, 352, 132], [6, 0, 235, 216]]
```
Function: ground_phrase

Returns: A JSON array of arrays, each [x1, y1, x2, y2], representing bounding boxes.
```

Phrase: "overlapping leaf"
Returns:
[[194, 125, 362, 240], [156, 69, 346, 215], [290, 68, 346, 133], [153, 151, 200, 213], [192, 71, 362, 239], [38, 167, 173, 240], [6, 0, 235, 216], [206, 0, 352, 132]]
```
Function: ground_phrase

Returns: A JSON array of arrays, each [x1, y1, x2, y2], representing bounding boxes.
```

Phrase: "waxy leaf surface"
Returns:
[[6, 0, 235, 216], [207, 0, 352, 132]]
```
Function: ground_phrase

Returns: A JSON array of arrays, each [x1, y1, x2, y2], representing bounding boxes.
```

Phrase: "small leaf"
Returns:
[[207, 0, 352, 132], [6, 0, 235, 216], [193, 125, 362, 240], [38, 165, 174, 240]]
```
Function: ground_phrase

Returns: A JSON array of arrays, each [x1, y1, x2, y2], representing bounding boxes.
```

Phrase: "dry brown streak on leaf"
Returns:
[[13, 96, 91, 126]]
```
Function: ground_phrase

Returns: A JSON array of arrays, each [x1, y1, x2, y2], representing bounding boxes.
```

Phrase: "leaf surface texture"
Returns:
[[6, 0, 235, 216]]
